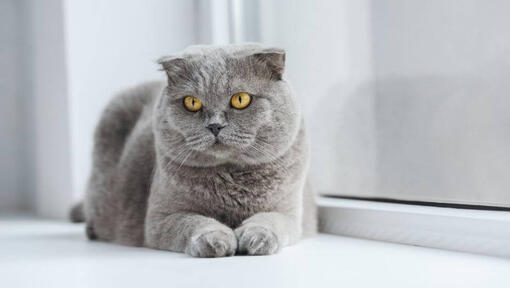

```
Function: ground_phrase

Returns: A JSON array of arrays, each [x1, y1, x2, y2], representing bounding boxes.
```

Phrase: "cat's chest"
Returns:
[[171, 165, 288, 225], [210, 170, 279, 204], [196, 168, 284, 206]]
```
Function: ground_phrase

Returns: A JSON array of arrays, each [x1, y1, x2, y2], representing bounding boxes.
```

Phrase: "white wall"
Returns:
[[0, 0, 26, 211], [23, 0, 73, 218]]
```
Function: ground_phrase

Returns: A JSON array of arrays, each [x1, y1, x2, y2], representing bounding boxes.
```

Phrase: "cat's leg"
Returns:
[[145, 212, 237, 257], [301, 177, 318, 237], [235, 212, 301, 255]]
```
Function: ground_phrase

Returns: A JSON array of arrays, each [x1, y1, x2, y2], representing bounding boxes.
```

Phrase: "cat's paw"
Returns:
[[186, 229, 237, 258], [235, 225, 280, 255]]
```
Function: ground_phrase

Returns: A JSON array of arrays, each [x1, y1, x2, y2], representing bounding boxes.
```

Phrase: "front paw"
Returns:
[[186, 229, 237, 258], [235, 225, 279, 255]]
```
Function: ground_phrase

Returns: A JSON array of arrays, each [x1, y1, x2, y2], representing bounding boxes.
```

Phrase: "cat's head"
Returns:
[[154, 44, 300, 167]]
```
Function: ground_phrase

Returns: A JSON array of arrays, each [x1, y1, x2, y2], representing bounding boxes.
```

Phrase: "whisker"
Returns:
[[169, 150, 194, 180], [248, 142, 290, 176], [163, 145, 190, 172]]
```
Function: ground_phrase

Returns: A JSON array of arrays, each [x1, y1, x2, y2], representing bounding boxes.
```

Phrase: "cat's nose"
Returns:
[[207, 123, 225, 137]]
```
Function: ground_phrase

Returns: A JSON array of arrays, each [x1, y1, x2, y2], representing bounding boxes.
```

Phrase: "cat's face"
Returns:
[[154, 44, 300, 167]]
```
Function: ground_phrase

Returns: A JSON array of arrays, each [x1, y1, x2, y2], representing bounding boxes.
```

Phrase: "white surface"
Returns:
[[1, 216, 509, 288], [319, 197, 510, 258]]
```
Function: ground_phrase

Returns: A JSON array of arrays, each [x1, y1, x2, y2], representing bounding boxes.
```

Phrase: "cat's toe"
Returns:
[[235, 226, 279, 255], [186, 229, 237, 258]]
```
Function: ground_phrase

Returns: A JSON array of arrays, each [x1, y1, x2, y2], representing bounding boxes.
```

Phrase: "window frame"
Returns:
[[318, 196, 510, 258]]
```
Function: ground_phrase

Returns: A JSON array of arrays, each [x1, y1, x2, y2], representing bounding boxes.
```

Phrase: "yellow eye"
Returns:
[[183, 96, 202, 112], [231, 92, 251, 109]]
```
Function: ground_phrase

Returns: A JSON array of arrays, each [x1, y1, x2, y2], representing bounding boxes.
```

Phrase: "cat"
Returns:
[[70, 43, 316, 257]]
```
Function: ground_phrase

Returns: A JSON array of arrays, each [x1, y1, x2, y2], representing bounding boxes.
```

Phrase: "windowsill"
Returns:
[[319, 196, 510, 258], [1, 214, 509, 287]]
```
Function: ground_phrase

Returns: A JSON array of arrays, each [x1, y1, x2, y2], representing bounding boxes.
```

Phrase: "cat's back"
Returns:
[[92, 81, 163, 162], [85, 81, 164, 244], [101, 80, 164, 129]]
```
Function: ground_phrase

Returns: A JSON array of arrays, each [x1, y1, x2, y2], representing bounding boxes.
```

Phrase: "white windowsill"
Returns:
[[318, 196, 510, 258], [1, 214, 510, 288]]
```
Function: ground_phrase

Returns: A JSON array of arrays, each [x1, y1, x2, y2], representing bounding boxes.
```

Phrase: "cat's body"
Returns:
[[78, 44, 316, 257]]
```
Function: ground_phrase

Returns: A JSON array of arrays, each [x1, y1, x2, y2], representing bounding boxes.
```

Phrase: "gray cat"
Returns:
[[71, 43, 316, 257]]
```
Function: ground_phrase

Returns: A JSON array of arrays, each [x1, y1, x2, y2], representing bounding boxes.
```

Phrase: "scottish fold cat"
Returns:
[[71, 44, 316, 257]]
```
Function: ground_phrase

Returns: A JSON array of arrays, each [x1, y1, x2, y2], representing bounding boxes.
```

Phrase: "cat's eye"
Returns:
[[230, 92, 251, 110], [183, 96, 202, 112]]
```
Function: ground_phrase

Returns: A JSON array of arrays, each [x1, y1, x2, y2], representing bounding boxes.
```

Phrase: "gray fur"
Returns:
[[69, 202, 84, 223], [78, 43, 316, 257]]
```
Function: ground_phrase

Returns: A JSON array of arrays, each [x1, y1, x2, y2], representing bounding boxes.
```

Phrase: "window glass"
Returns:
[[253, 0, 510, 207]]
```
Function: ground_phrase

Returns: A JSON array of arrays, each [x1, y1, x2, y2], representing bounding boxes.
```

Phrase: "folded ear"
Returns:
[[157, 55, 189, 85], [252, 48, 286, 80]]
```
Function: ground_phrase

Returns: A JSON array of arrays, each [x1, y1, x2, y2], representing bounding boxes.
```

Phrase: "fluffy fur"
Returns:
[[75, 44, 316, 257]]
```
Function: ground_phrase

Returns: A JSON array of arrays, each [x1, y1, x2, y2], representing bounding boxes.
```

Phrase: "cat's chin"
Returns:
[[203, 141, 240, 158], [182, 137, 259, 166], [189, 143, 249, 165], [208, 143, 229, 154]]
